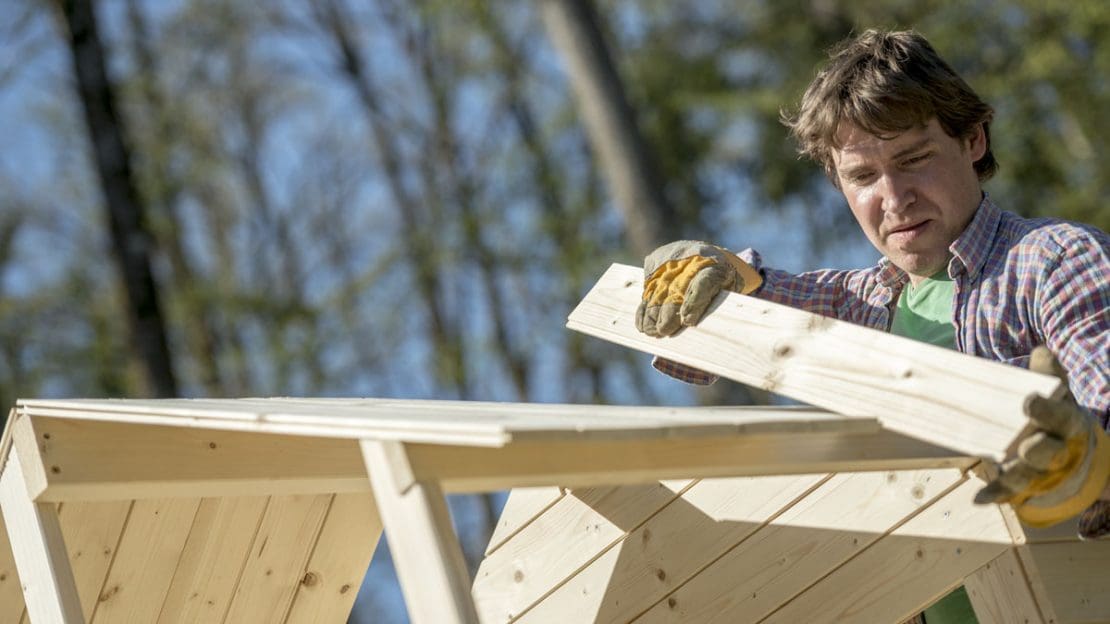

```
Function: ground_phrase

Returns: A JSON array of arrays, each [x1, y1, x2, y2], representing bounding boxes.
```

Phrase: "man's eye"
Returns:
[[903, 153, 931, 166]]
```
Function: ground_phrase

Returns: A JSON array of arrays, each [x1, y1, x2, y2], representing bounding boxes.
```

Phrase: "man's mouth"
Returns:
[[887, 220, 930, 242]]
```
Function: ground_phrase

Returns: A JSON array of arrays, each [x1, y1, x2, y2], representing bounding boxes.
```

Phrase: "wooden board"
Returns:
[[516, 474, 829, 623], [759, 478, 1012, 624], [631, 468, 967, 624], [567, 263, 1061, 460], [0, 445, 84, 623], [484, 488, 564, 557], [57, 501, 132, 620], [156, 496, 269, 623], [17, 398, 883, 447], [474, 482, 691, 623], [222, 494, 333, 623], [0, 511, 24, 622], [284, 493, 382, 623], [90, 497, 201, 622], [965, 549, 1046, 624]]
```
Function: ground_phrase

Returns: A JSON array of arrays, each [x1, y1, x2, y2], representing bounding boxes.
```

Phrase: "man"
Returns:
[[635, 29, 1110, 623]]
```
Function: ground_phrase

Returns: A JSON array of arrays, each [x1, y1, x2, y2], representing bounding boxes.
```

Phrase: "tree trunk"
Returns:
[[540, 0, 675, 256], [55, 0, 178, 397]]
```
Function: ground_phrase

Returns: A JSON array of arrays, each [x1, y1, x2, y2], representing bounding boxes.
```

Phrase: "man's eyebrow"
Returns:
[[836, 137, 935, 178], [891, 137, 934, 160]]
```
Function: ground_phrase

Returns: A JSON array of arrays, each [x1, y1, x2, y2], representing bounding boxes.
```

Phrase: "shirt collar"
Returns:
[[948, 194, 1001, 281]]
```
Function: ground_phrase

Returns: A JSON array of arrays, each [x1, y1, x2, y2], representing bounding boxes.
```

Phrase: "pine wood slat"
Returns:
[[965, 549, 1046, 624], [24, 416, 367, 502], [0, 445, 84, 623], [222, 494, 332, 623], [761, 478, 1012, 624], [362, 440, 478, 624], [632, 468, 965, 624], [404, 430, 970, 493], [485, 487, 565, 557], [518, 473, 829, 623], [18, 398, 883, 447], [89, 497, 200, 623], [284, 493, 382, 623], [57, 501, 132, 621], [154, 496, 269, 623], [567, 263, 1061, 460], [474, 481, 691, 624], [1020, 539, 1110, 623], [0, 511, 26, 623]]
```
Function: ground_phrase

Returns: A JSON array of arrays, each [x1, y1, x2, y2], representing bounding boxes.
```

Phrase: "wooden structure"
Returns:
[[1, 262, 1106, 623]]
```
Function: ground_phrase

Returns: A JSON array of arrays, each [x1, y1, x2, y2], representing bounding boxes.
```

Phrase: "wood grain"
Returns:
[[567, 263, 1061, 460]]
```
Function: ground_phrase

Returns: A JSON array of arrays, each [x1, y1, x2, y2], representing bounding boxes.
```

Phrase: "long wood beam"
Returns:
[[567, 263, 1061, 461], [19, 415, 971, 501]]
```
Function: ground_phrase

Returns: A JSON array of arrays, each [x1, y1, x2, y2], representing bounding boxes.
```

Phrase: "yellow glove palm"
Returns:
[[635, 241, 762, 337]]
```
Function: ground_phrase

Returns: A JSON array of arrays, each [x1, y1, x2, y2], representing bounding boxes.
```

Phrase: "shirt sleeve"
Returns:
[[1033, 227, 1110, 427]]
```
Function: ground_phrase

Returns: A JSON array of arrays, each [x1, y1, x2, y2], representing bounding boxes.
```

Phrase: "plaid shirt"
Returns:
[[653, 196, 1110, 428]]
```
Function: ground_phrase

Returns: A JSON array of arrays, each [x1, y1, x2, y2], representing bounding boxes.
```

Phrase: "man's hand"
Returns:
[[635, 241, 762, 337], [974, 347, 1110, 536]]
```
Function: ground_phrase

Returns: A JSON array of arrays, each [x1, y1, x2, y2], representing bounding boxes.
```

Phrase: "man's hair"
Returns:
[[781, 29, 997, 186]]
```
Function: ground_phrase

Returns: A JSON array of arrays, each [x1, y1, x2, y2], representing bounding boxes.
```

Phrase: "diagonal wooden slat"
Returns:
[[567, 263, 1061, 461]]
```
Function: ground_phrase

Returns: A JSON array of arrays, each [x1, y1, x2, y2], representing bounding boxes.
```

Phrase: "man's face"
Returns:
[[831, 118, 987, 284]]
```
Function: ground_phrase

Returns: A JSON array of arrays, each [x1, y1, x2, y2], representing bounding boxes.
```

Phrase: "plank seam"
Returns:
[[752, 471, 975, 624], [86, 499, 136, 624], [624, 472, 837, 623], [506, 479, 701, 623], [484, 489, 568, 557], [279, 493, 338, 624], [219, 495, 273, 624]]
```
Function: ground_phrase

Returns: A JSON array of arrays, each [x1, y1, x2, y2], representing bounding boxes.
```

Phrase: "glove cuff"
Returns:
[[1016, 426, 1110, 528]]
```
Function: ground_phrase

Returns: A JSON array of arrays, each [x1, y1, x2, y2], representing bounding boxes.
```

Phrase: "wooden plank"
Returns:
[[284, 493, 382, 623], [24, 415, 968, 501], [56, 501, 132, 620], [1021, 540, 1110, 623], [474, 481, 691, 623], [965, 549, 1046, 624], [406, 430, 971, 493], [760, 478, 1012, 624], [89, 497, 200, 623], [154, 496, 269, 623], [518, 474, 829, 623], [632, 468, 966, 624], [19, 398, 881, 446], [0, 445, 84, 623], [362, 440, 478, 624], [567, 263, 1061, 460], [221, 494, 332, 623], [485, 487, 564, 556], [0, 512, 26, 623], [25, 417, 367, 502]]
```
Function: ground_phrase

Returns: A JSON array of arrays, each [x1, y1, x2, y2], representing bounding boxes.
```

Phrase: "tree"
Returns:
[[53, 0, 178, 397]]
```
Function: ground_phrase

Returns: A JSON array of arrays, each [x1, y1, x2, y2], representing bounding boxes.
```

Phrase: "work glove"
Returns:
[[635, 241, 762, 337], [974, 346, 1110, 536]]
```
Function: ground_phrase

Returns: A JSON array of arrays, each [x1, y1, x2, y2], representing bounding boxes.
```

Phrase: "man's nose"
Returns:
[[879, 173, 915, 214]]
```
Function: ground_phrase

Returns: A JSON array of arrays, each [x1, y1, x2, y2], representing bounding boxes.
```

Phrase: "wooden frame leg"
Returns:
[[361, 439, 479, 624], [0, 446, 84, 623]]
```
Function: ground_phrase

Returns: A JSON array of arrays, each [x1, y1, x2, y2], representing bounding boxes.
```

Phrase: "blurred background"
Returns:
[[1, 0, 1107, 621]]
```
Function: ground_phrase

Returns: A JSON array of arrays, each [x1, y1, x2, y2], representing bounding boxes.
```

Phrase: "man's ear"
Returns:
[[967, 123, 988, 162]]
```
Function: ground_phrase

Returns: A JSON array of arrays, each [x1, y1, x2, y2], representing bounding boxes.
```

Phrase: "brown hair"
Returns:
[[782, 29, 997, 186]]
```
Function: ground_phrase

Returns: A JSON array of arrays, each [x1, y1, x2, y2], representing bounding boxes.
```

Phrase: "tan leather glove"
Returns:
[[975, 347, 1110, 533], [635, 241, 762, 337]]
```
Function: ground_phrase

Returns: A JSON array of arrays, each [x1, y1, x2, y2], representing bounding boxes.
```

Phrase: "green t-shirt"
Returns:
[[890, 269, 978, 624]]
